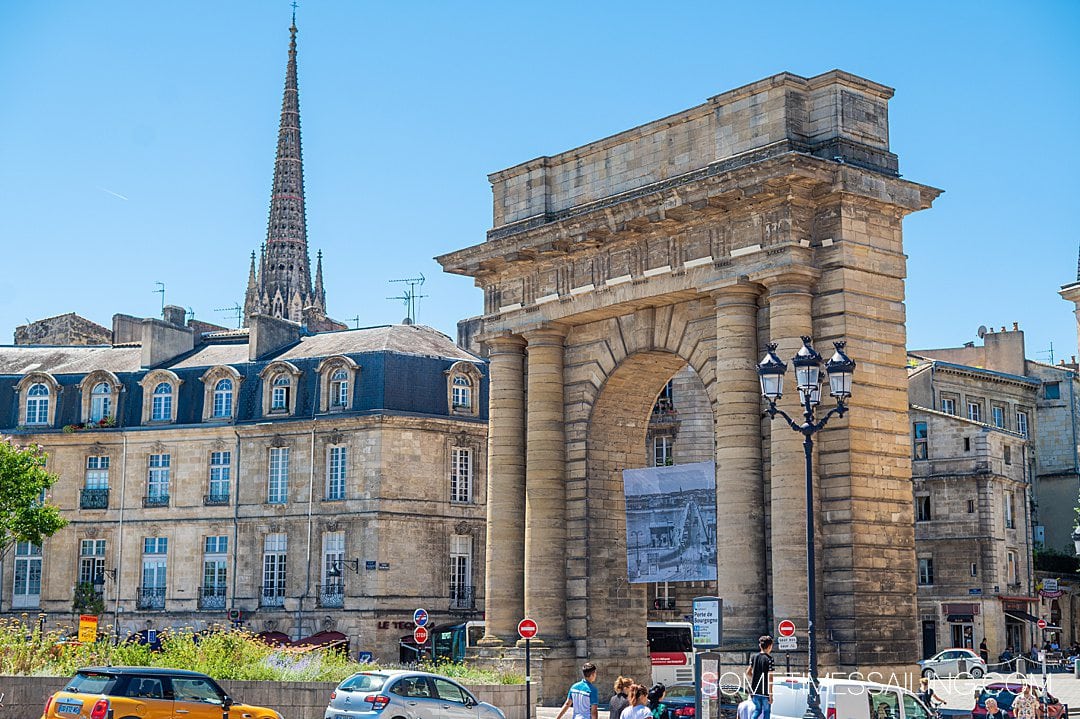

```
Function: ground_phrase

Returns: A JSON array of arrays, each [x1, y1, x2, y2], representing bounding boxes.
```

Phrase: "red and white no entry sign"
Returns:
[[1038, 619, 1048, 630], [778, 620, 796, 637], [414, 626, 429, 644], [518, 618, 538, 639]]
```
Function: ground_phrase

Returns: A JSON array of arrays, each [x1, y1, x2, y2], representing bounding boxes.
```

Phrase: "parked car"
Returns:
[[918, 648, 987, 678], [972, 682, 1065, 719], [325, 669, 505, 719], [41, 666, 280, 719], [772, 676, 934, 719], [659, 682, 748, 719]]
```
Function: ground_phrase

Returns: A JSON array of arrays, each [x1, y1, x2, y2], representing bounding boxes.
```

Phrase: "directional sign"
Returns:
[[777, 635, 797, 651], [413, 608, 429, 627], [1038, 619, 1048, 630], [778, 620, 796, 638], [518, 618, 538, 639], [413, 625, 429, 644]]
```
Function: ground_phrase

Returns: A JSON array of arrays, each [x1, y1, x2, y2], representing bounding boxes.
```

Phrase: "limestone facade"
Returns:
[[15, 313, 111, 346], [439, 70, 940, 694]]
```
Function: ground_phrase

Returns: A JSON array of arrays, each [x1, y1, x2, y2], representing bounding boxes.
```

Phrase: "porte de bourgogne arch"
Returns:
[[438, 70, 940, 694]]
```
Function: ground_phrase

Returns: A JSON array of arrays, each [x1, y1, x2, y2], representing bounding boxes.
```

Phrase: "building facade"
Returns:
[[0, 311, 488, 660]]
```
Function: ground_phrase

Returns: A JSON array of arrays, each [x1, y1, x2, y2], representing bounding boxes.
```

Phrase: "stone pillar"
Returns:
[[762, 271, 816, 628], [524, 325, 568, 643], [479, 335, 527, 645], [711, 281, 768, 641]]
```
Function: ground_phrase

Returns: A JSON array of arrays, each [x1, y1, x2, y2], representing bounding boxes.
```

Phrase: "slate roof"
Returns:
[[0, 345, 143, 375]]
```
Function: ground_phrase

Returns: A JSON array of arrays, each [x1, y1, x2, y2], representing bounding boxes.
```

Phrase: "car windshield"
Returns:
[[340, 673, 389, 692], [64, 672, 116, 695], [666, 686, 695, 700]]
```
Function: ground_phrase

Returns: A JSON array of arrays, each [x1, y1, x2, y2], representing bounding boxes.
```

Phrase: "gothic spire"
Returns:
[[314, 249, 325, 303], [265, 18, 307, 255], [247, 251, 258, 291]]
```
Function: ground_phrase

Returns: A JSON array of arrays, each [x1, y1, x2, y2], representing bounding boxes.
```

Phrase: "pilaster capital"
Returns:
[[699, 277, 763, 307], [755, 266, 819, 298], [522, 322, 570, 347], [482, 333, 527, 355]]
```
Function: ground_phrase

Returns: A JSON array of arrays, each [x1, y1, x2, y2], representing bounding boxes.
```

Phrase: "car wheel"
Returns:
[[972, 667, 984, 678], [922, 668, 936, 678]]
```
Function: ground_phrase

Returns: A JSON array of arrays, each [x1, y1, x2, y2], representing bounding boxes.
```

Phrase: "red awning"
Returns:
[[998, 595, 1038, 603], [292, 630, 348, 649], [255, 630, 292, 646]]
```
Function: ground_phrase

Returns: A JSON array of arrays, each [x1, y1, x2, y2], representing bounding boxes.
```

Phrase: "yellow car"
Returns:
[[42, 667, 282, 719]]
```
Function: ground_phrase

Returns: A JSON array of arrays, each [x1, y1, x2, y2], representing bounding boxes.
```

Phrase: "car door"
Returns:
[[938, 651, 959, 676], [119, 675, 173, 719], [390, 676, 441, 719], [901, 690, 932, 719], [170, 676, 228, 719], [431, 678, 479, 719]]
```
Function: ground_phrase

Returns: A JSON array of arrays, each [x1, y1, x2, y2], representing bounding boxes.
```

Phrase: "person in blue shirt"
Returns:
[[556, 662, 600, 719]]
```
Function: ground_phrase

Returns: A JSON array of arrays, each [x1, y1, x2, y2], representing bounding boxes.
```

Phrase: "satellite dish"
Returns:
[[977, 325, 988, 339]]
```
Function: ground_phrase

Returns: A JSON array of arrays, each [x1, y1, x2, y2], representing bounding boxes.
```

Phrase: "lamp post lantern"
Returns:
[[757, 337, 855, 719]]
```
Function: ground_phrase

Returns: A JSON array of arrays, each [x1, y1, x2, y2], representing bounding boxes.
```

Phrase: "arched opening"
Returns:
[[582, 350, 716, 681]]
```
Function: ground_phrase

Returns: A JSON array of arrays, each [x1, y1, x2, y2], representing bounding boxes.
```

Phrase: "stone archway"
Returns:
[[439, 70, 940, 696]]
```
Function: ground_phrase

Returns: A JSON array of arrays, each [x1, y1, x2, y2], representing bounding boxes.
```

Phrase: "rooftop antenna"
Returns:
[[154, 282, 166, 317], [186, 307, 196, 324], [348, 315, 361, 329], [387, 274, 428, 325], [1037, 341, 1056, 366], [215, 303, 244, 329]]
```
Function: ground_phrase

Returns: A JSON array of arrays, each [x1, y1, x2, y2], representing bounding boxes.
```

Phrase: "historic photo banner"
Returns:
[[623, 461, 717, 583]]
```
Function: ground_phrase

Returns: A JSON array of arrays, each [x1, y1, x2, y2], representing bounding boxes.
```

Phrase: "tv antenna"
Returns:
[[153, 282, 166, 316], [215, 303, 244, 329], [1037, 341, 1056, 366], [347, 315, 361, 329], [388, 274, 428, 324]]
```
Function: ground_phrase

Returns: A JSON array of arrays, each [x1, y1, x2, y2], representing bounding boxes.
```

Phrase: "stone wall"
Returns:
[[15, 313, 110, 346], [0, 676, 528, 719]]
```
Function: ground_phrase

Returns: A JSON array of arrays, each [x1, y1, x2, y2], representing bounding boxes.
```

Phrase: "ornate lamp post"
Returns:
[[757, 337, 855, 719]]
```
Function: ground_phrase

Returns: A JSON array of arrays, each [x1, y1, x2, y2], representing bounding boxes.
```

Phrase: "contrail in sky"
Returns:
[[97, 187, 129, 201]]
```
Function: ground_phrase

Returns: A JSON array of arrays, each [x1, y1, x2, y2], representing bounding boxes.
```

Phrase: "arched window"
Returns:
[[213, 378, 233, 418], [89, 382, 112, 422], [330, 369, 349, 408], [452, 375, 472, 410], [271, 375, 291, 411], [25, 383, 50, 425], [151, 382, 173, 421]]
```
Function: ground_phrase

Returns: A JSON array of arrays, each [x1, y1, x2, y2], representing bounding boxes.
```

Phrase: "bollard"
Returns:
[[1074, 659, 1079, 678]]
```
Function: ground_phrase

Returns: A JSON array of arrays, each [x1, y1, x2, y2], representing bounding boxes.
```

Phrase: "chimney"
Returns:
[[162, 305, 187, 327], [140, 317, 194, 367], [248, 314, 302, 361]]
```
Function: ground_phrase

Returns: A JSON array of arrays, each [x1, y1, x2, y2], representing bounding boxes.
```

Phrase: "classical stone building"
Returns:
[[0, 309, 487, 659], [907, 350, 1037, 659], [439, 69, 940, 694], [15, 313, 111, 346]]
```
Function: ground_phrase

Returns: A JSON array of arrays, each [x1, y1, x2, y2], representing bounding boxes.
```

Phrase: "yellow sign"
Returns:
[[78, 614, 98, 643]]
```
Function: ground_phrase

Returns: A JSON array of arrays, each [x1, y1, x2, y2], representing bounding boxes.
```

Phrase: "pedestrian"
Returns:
[[621, 685, 652, 719], [609, 676, 634, 719], [556, 662, 600, 719], [737, 695, 756, 719], [979, 638, 989, 664], [647, 684, 667, 719], [916, 678, 945, 710], [1013, 685, 1038, 719], [745, 635, 775, 719], [984, 698, 1005, 719]]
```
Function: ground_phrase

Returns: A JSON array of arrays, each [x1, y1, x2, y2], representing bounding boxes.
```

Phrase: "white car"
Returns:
[[918, 648, 986, 678]]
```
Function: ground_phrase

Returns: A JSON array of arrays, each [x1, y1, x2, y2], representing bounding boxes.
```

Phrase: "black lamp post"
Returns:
[[757, 336, 855, 719]]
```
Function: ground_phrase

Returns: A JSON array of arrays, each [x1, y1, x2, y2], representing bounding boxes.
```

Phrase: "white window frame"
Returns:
[[450, 447, 472, 504], [141, 537, 168, 591], [271, 376, 290, 411], [1017, 411, 1029, 437], [915, 495, 931, 522], [450, 534, 472, 599], [13, 542, 43, 606], [89, 382, 112, 422], [79, 539, 107, 585], [209, 451, 231, 502], [940, 397, 956, 415], [654, 435, 674, 466], [262, 533, 288, 600], [85, 456, 110, 489], [326, 446, 347, 500], [203, 536, 228, 592], [992, 405, 1006, 429], [213, 378, 233, 418], [1005, 493, 1015, 529], [25, 383, 50, 425], [1007, 550, 1019, 585], [330, 369, 349, 408], [268, 447, 289, 504], [967, 401, 982, 423], [452, 375, 472, 409], [147, 454, 171, 503], [151, 382, 173, 421], [917, 557, 933, 585], [322, 531, 345, 586]]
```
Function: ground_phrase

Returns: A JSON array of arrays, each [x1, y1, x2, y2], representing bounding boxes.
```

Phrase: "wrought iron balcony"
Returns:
[[80, 488, 109, 510], [260, 586, 285, 607], [317, 583, 344, 608], [203, 492, 230, 506], [143, 494, 169, 508], [198, 585, 227, 610], [449, 584, 475, 611], [137, 587, 166, 610]]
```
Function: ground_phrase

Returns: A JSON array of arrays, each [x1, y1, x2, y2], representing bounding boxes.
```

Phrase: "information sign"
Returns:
[[692, 596, 722, 648], [77, 615, 98, 643]]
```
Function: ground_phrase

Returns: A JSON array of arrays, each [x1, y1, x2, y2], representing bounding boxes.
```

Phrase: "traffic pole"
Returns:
[[525, 637, 532, 719]]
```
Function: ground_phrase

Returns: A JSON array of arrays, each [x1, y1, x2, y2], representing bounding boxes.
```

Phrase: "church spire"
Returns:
[[314, 249, 325, 304]]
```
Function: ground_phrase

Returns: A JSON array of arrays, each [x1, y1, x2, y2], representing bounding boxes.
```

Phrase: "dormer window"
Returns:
[[271, 376, 290, 411], [316, 356, 359, 413], [331, 370, 349, 408], [452, 375, 472, 409], [152, 383, 173, 421], [213, 379, 234, 418], [446, 361, 482, 417], [89, 383, 112, 422], [25, 384, 50, 425]]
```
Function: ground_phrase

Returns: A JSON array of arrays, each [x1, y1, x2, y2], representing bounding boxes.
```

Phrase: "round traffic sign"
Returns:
[[518, 618, 538, 639], [414, 626, 429, 644], [778, 620, 796, 637], [1038, 619, 1048, 630], [413, 608, 429, 627]]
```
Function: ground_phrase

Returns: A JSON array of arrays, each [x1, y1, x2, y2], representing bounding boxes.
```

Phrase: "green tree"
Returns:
[[0, 440, 66, 557]]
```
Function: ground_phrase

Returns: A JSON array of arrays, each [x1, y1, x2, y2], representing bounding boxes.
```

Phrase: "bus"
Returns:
[[399, 621, 484, 664], [648, 621, 695, 685]]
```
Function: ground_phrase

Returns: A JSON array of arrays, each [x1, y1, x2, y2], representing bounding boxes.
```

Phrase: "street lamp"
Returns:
[[758, 337, 855, 719]]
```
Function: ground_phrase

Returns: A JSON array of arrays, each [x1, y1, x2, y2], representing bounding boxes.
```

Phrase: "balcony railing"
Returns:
[[261, 586, 285, 607], [198, 585, 227, 610], [449, 585, 475, 611], [317, 583, 344, 608], [143, 494, 169, 508], [203, 492, 230, 506], [137, 587, 166, 610], [80, 488, 109, 510]]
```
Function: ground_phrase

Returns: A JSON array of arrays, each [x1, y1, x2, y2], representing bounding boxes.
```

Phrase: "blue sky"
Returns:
[[3, 2, 1079, 364]]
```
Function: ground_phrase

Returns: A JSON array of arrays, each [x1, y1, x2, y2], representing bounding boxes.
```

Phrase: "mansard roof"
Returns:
[[0, 345, 143, 375]]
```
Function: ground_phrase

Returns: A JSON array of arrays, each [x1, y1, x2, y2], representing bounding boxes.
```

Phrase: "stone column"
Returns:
[[711, 281, 767, 640], [479, 335, 527, 645], [761, 271, 816, 628], [524, 325, 568, 643]]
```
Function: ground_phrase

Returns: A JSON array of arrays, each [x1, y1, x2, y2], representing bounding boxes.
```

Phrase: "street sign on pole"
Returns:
[[518, 618, 538, 639], [692, 596, 722, 649], [413, 626, 429, 645], [1038, 619, 1048, 630], [518, 618, 538, 719], [778, 620, 796, 637], [777, 635, 797, 651], [413, 608, 429, 627]]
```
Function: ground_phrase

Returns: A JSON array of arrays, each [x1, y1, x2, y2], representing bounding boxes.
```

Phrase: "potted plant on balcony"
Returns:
[[72, 582, 105, 615]]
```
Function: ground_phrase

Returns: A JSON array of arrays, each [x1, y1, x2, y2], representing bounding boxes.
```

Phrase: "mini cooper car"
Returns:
[[41, 667, 282, 719]]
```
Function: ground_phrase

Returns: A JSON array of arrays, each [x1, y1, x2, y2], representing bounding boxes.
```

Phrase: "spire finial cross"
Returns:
[[291, 1, 298, 26]]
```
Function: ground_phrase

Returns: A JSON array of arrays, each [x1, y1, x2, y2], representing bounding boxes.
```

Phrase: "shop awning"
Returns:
[[292, 630, 348, 651], [946, 614, 975, 623], [1004, 610, 1041, 623]]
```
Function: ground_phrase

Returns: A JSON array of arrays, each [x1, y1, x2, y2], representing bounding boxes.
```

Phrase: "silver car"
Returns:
[[324, 670, 506, 719]]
